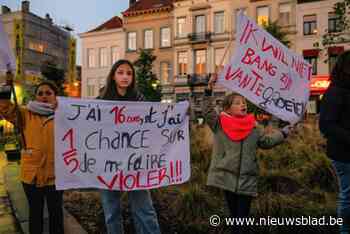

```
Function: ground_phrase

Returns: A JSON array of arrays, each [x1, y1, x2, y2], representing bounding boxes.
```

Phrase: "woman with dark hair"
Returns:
[[320, 50, 350, 234], [98, 59, 161, 234], [0, 80, 64, 234]]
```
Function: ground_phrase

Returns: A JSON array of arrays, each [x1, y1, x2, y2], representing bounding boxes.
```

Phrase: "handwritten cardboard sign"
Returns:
[[218, 11, 311, 124], [55, 97, 190, 191]]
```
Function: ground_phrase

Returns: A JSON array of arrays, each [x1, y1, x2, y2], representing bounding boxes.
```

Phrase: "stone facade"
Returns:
[[79, 17, 125, 98]]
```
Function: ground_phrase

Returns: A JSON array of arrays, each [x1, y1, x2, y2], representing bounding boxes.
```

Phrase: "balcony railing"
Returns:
[[187, 73, 210, 86], [188, 32, 211, 43]]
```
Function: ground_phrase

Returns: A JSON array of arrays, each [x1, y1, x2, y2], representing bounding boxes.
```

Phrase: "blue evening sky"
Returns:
[[0, 0, 130, 65]]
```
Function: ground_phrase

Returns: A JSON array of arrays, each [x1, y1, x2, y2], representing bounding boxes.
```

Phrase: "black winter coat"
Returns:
[[319, 84, 350, 163]]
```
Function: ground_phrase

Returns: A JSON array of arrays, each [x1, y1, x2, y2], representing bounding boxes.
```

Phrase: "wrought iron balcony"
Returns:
[[187, 32, 211, 43], [187, 73, 210, 87]]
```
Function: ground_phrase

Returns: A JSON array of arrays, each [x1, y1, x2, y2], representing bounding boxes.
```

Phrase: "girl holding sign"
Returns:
[[320, 51, 350, 234], [98, 59, 161, 234], [0, 79, 64, 234], [203, 74, 290, 234]]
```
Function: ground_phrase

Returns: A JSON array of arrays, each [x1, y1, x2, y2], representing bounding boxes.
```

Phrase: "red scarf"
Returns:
[[219, 112, 256, 141]]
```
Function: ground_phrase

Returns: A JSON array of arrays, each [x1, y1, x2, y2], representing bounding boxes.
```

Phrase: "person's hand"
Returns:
[[208, 73, 218, 91], [281, 124, 294, 138]]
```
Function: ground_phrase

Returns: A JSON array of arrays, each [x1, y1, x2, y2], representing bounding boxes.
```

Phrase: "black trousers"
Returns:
[[224, 190, 253, 234], [22, 183, 64, 234]]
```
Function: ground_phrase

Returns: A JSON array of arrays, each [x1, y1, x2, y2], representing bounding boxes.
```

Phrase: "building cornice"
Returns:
[[79, 28, 124, 38], [123, 6, 173, 17]]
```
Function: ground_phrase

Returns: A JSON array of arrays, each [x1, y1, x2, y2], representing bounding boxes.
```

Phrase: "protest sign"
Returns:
[[55, 97, 190, 191], [0, 17, 15, 72], [218, 11, 312, 124]]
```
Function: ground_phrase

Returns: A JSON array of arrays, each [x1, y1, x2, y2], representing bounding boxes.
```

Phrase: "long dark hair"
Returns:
[[99, 59, 138, 100], [34, 81, 58, 96], [330, 50, 350, 89]]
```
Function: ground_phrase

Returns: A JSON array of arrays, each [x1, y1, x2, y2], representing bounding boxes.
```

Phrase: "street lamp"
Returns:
[[151, 79, 160, 90]]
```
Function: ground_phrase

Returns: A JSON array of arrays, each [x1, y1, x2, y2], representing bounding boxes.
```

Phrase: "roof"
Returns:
[[86, 16, 123, 33], [122, 0, 173, 17], [297, 0, 325, 3]]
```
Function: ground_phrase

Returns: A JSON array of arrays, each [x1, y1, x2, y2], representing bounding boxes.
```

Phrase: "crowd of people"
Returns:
[[0, 50, 349, 234]]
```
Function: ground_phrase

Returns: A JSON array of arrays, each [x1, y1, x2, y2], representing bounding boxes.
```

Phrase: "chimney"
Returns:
[[129, 0, 136, 6], [1, 5, 11, 14], [21, 1, 30, 13]]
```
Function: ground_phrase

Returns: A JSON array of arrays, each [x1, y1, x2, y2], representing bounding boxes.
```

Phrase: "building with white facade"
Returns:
[[80, 16, 125, 98], [173, 0, 297, 110], [296, 0, 349, 113]]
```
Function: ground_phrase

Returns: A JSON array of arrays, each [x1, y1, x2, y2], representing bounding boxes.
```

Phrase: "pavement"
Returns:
[[0, 152, 87, 234]]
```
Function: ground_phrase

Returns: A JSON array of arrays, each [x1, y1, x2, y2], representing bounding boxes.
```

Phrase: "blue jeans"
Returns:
[[100, 189, 161, 234], [332, 160, 350, 234]]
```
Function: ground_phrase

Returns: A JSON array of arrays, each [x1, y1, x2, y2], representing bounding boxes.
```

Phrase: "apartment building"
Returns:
[[122, 0, 174, 101], [296, 0, 348, 113], [80, 16, 124, 98], [1, 1, 71, 86], [172, 0, 297, 109]]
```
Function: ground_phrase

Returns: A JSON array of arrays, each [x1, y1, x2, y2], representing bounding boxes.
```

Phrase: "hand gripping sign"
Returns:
[[55, 97, 190, 191], [218, 11, 312, 124]]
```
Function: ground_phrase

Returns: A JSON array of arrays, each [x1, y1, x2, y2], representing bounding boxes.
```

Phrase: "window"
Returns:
[[29, 41, 45, 53], [87, 77, 105, 97], [195, 50, 206, 75], [214, 11, 224, 34], [160, 62, 171, 84], [177, 17, 186, 38], [144, 29, 153, 49], [178, 51, 188, 76], [99, 48, 108, 67], [111, 46, 120, 64], [87, 49, 96, 68], [329, 54, 338, 72], [127, 32, 136, 51], [257, 6, 269, 26], [303, 15, 317, 35], [195, 15, 205, 33], [328, 13, 342, 33], [214, 48, 225, 73], [304, 56, 317, 75], [279, 3, 291, 26], [87, 78, 97, 97], [160, 27, 171, 47]]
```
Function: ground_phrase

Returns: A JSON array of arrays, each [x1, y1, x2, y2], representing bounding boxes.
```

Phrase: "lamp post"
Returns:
[[151, 79, 160, 90]]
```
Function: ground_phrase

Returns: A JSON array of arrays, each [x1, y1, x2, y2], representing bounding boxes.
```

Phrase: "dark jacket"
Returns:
[[203, 95, 284, 196], [98, 90, 144, 102], [319, 84, 350, 163]]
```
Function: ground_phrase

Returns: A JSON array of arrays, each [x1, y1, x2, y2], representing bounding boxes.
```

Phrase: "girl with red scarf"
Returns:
[[203, 75, 290, 234]]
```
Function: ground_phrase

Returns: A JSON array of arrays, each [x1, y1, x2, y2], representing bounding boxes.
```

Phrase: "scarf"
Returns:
[[219, 112, 256, 141], [27, 101, 55, 120]]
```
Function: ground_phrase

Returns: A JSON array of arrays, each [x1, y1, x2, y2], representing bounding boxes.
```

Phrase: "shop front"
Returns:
[[307, 75, 331, 114]]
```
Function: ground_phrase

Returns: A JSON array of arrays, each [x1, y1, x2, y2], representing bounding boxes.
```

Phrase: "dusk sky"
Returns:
[[0, 0, 130, 65]]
